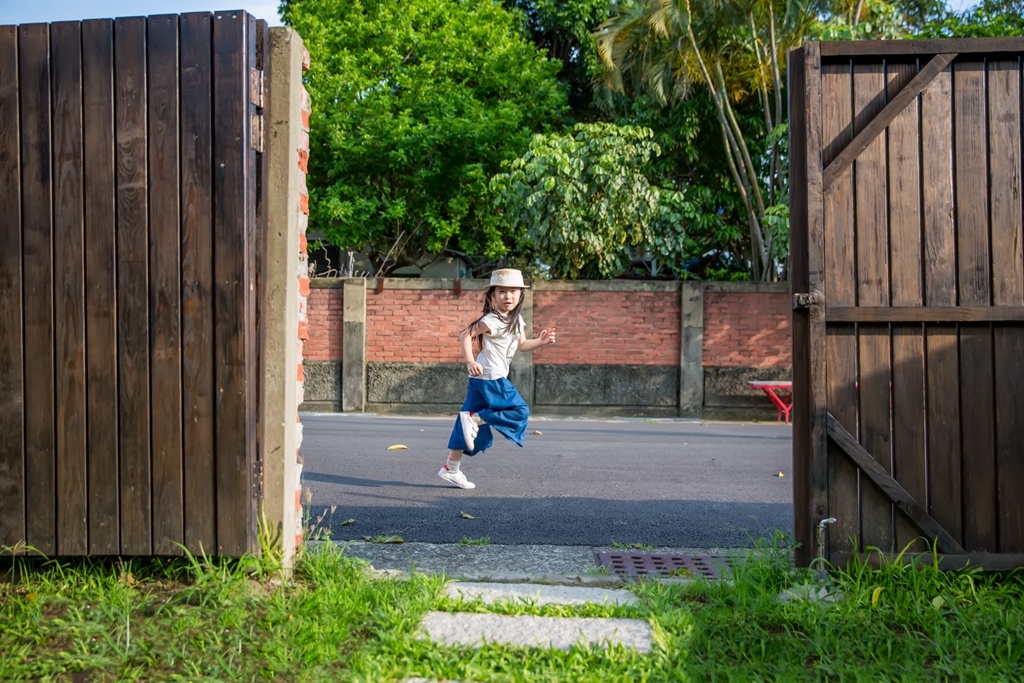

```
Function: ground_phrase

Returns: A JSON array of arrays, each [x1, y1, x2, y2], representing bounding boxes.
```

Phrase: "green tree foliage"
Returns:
[[504, 0, 615, 116], [281, 0, 569, 275], [916, 0, 1024, 36], [491, 123, 686, 279], [596, 0, 813, 280]]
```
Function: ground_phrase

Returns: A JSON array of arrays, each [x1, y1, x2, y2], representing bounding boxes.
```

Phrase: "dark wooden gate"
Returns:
[[0, 11, 267, 556], [790, 39, 1024, 569]]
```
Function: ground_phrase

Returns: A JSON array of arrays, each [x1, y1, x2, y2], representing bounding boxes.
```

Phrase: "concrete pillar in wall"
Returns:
[[261, 26, 306, 569], [679, 281, 705, 419], [342, 278, 367, 412], [510, 286, 534, 405]]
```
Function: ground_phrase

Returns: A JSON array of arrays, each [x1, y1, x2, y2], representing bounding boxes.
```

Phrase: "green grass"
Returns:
[[2, 537, 1023, 682], [458, 536, 491, 546], [610, 541, 655, 551]]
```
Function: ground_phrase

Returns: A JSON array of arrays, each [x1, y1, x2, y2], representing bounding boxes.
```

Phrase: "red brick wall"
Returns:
[[702, 291, 791, 367], [366, 289, 484, 362], [533, 291, 679, 365], [305, 283, 792, 369], [305, 287, 343, 361]]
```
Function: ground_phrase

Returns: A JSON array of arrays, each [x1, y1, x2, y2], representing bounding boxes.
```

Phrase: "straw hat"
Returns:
[[489, 268, 529, 288]]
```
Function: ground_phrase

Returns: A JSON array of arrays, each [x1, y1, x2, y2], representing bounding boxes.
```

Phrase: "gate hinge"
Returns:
[[253, 460, 264, 496], [249, 67, 264, 108], [251, 113, 264, 153], [792, 291, 824, 309]]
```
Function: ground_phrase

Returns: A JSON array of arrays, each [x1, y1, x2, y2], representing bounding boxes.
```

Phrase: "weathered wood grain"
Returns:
[[148, 14, 185, 556], [51, 21, 89, 555], [82, 18, 120, 554], [115, 17, 152, 554], [821, 59, 859, 558], [0, 25, 25, 548], [19, 24, 57, 555], [180, 11, 217, 556], [954, 60, 996, 553]]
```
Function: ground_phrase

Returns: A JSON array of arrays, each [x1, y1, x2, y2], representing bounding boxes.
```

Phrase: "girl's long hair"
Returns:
[[459, 286, 525, 346]]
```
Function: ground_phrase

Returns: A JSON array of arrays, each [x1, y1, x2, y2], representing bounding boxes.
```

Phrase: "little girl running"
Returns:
[[438, 268, 556, 489]]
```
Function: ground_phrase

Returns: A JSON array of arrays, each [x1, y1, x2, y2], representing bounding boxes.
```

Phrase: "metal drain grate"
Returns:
[[595, 553, 733, 579]]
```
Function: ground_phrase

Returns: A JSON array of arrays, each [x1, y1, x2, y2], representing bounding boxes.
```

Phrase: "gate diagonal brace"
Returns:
[[825, 413, 966, 555], [822, 53, 957, 190]]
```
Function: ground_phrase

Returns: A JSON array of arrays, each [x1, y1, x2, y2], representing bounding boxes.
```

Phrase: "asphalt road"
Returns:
[[299, 414, 794, 548]]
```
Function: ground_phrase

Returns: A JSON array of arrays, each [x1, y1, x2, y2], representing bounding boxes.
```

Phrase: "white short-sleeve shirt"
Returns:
[[475, 312, 524, 380]]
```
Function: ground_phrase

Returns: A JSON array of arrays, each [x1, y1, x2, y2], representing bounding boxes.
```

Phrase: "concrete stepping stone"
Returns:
[[419, 612, 652, 652], [445, 581, 638, 606]]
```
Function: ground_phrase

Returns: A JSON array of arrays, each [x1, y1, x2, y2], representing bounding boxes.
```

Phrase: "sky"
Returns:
[[0, 1, 284, 26], [0, 0, 982, 27]]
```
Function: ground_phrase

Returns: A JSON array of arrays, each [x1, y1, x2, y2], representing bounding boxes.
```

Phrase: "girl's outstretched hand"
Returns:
[[540, 327, 557, 344], [467, 360, 483, 377]]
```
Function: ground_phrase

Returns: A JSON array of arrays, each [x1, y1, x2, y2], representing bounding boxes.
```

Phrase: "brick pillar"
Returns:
[[261, 27, 310, 569]]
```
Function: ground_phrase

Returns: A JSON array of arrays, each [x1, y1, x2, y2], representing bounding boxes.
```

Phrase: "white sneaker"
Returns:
[[438, 466, 476, 489], [458, 411, 479, 451]]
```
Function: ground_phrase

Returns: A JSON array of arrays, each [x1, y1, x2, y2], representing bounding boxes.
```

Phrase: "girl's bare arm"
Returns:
[[518, 326, 556, 352]]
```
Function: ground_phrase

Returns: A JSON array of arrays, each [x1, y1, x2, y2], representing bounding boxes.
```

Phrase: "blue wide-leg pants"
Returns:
[[447, 377, 529, 455]]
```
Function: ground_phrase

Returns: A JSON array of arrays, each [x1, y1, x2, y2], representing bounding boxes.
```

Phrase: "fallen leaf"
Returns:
[[25, 593, 37, 601], [340, 518, 355, 526], [777, 471, 785, 478], [387, 444, 408, 451], [119, 572, 136, 586], [460, 511, 476, 519], [382, 535, 404, 544], [532, 430, 543, 435], [871, 586, 884, 607]]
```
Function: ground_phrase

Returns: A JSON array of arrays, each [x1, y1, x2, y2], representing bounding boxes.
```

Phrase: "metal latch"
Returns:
[[792, 291, 824, 309], [251, 113, 264, 153]]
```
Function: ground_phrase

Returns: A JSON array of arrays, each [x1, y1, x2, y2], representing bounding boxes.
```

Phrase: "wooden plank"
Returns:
[[826, 414, 965, 554], [821, 38, 1024, 57], [115, 17, 152, 554], [988, 59, 1024, 553], [213, 10, 254, 555], [51, 21, 88, 555], [252, 17, 270, 545], [827, 306, 1024, 322], [180, 11, 217, 555], [920, 65, 962, 546], [803, 42, 830, 566], [823, 54, 955, 189], [148, 14, 184, 556], [821, 59, 859, 559], [787, 46, 812, 566], [886, 60, 927, 553], [19, 24, 57, 556], [954, 60, 996, 553], [0, 25, 25, 548], [82, 19, 120, 554], [853, 61, 894, 553]]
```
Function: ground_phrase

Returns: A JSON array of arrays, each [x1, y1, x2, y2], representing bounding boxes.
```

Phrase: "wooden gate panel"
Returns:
[[954, 62, 997, 552], [213, 12, 258, 556], [82, 19, 120, 555], [989, 61, 1024, 553], [793, 40, 1024, 566], [821, 62, 860, 557], [180, 12, 218, 555], [20, 24, 57, 556], [0, 25, 25, 548], [886, 62, 928, 552], [115, 17, 153, 555], [919, 67, 962, 546], [148, 15, 186, 556], [853, 63, 895, 552], [52, 22, 89, 555]]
